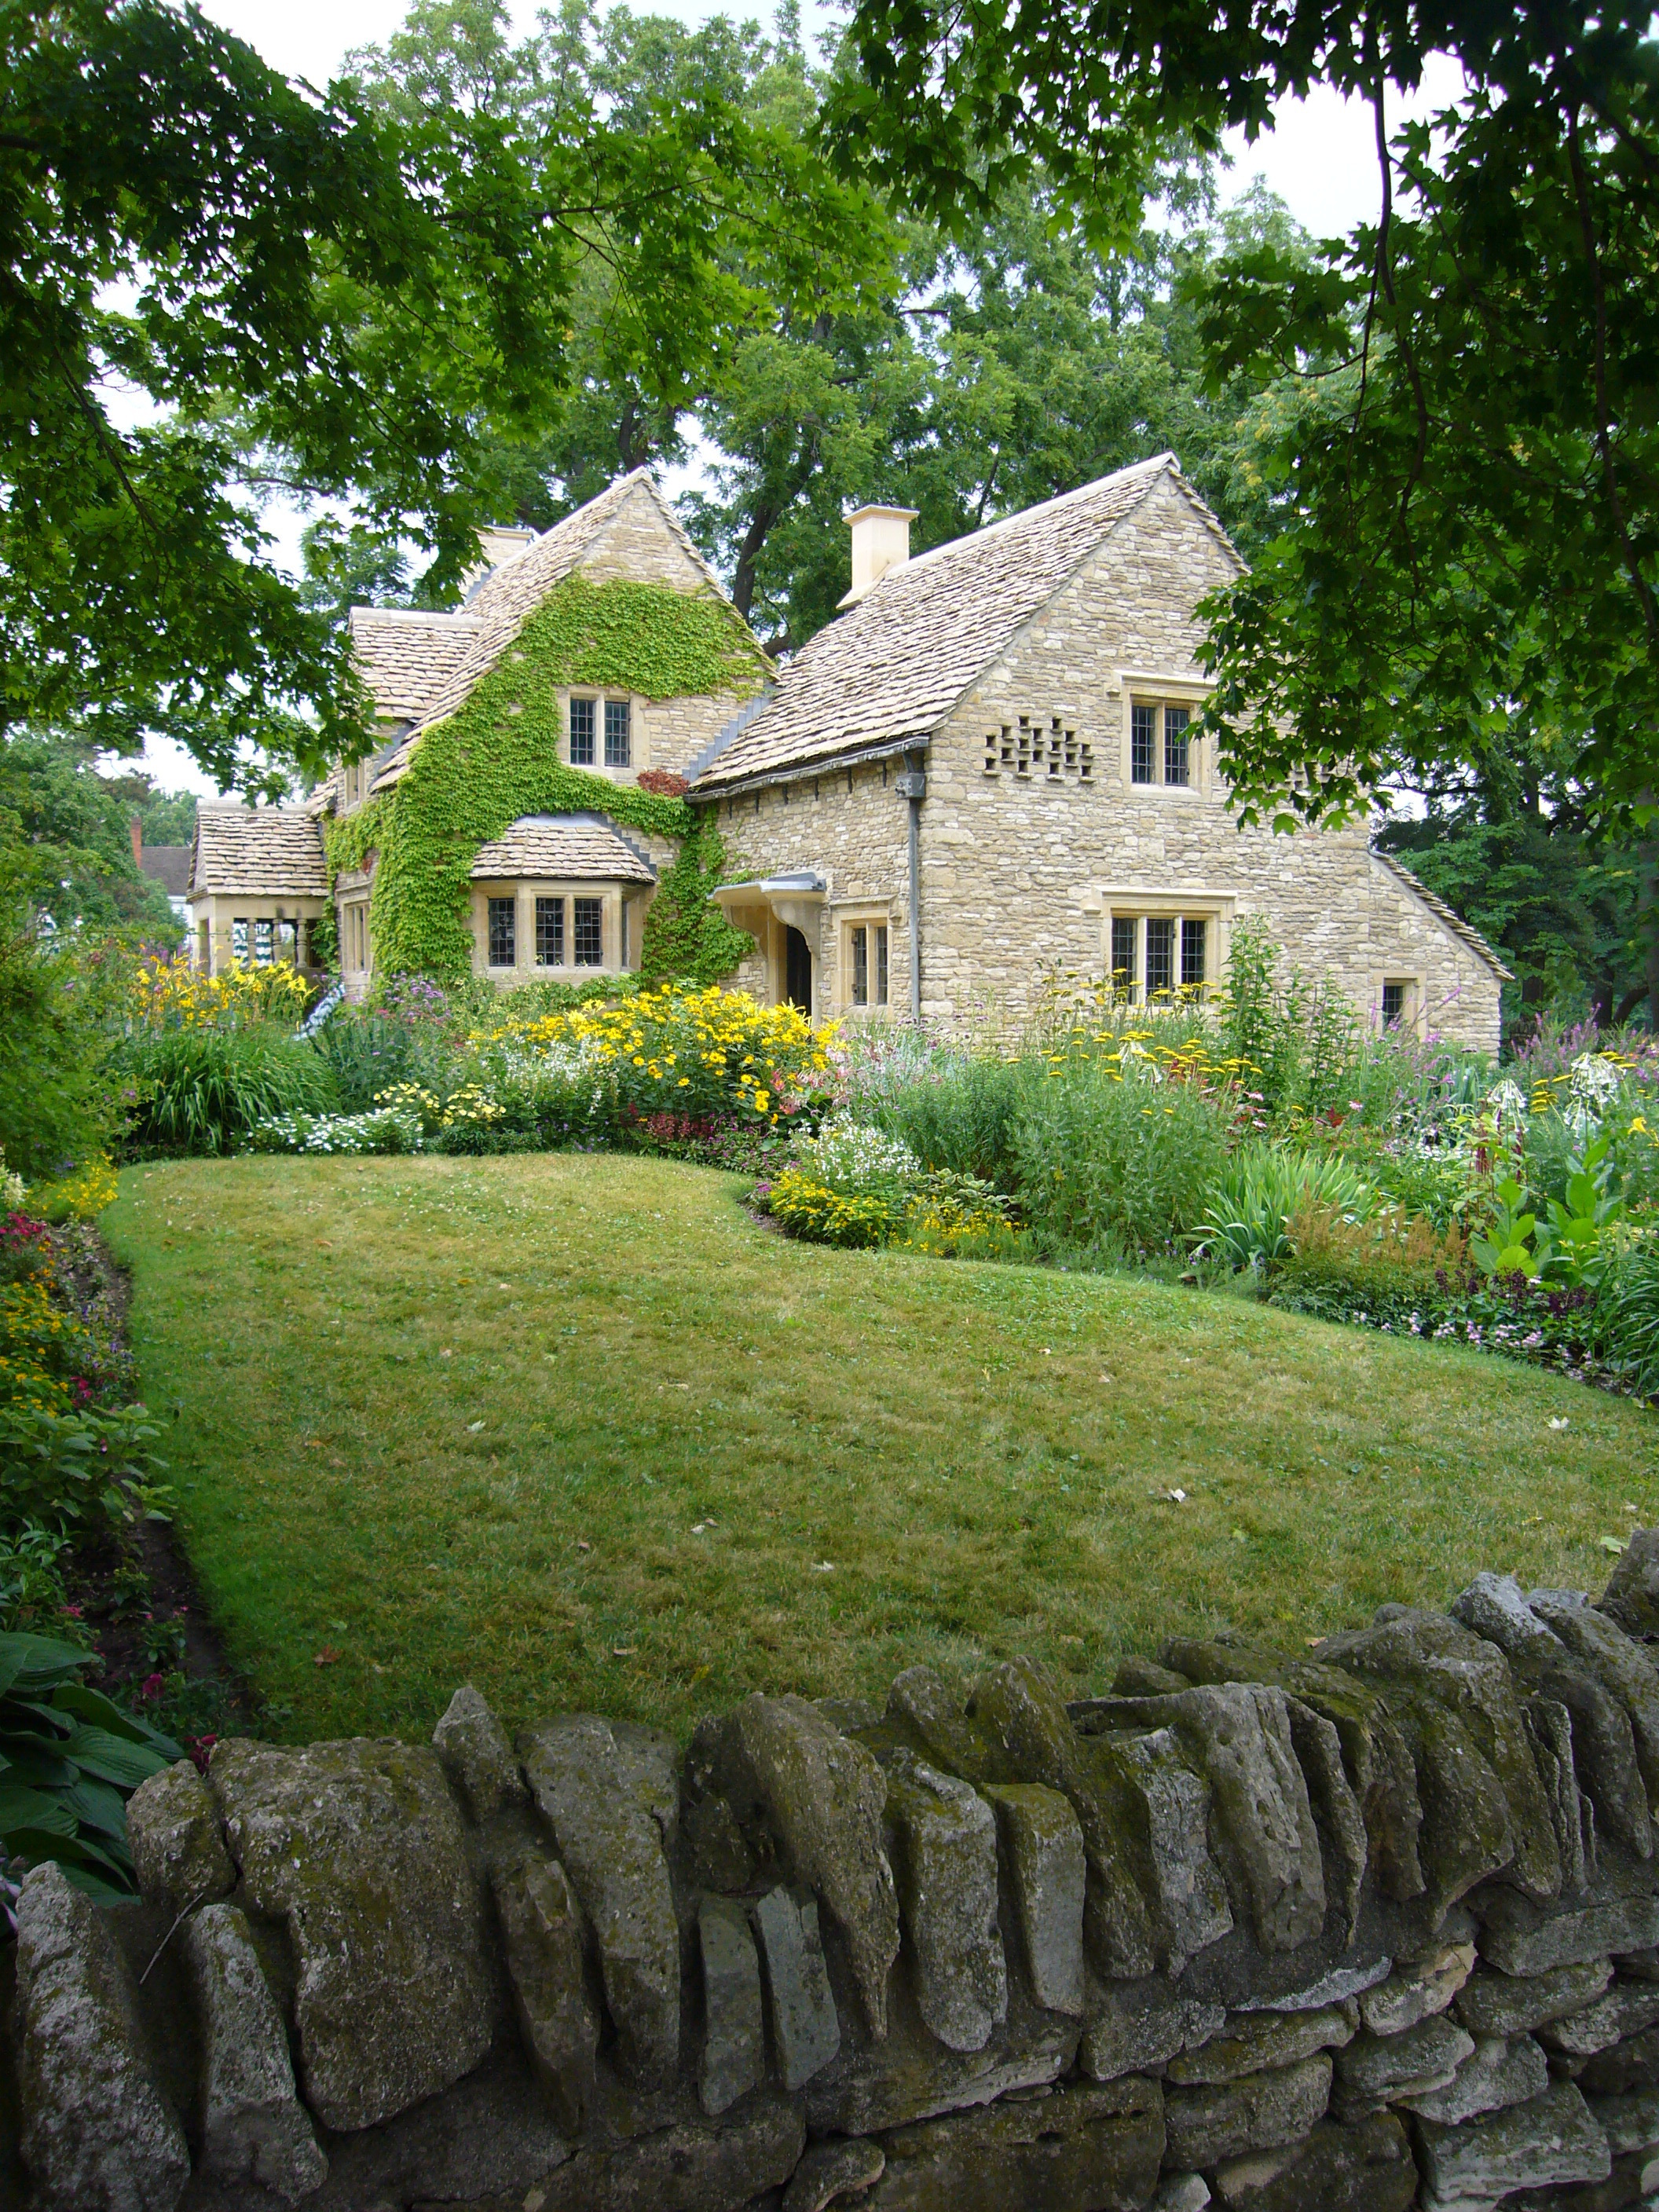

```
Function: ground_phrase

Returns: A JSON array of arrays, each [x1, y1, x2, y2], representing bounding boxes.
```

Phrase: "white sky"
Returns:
[[137, 2, 1463, 798]]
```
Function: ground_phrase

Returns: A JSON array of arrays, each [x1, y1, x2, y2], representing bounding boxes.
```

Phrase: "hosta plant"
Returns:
[[0, 1632, 181, 1913]]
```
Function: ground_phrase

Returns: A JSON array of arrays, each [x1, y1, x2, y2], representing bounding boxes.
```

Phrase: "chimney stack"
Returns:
[[840, 505, 919, 608], [130, 816, 142, 869]]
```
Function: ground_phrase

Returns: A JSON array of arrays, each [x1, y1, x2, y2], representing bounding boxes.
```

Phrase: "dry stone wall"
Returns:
[[19, 1541, 1659, 2211]]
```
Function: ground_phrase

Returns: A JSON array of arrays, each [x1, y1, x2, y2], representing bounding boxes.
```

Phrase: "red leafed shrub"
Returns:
[[635, 768, 689, 797]]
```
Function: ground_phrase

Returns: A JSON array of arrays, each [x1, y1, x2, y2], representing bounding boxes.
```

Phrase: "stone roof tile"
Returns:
[[347, 608, 488, 722], [1372, 850, 1513, 982], [468, 813, 656, 884], [690, 455, 1209, 792], [189, 805, 329, 898]]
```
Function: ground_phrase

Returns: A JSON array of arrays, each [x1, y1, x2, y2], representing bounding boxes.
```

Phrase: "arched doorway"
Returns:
[[783, 925, 813, 1013]]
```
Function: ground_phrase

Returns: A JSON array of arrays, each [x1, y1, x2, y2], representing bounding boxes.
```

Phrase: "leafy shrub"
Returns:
[[119, 1025, 337, 1155], [1596, 1236, 1659, 1399], [765, 1167, 906, 1247], [1011, 1063, 1229, 1262], [314, 1005, 452, 1112], [1271, 1200, 1470, 1324], [1193, 1148, 1373, 1273], [0, 911, 120, 1181], [870, 1051, 1028, 1188], [0, 1401, 170, 1536], [0, 1632, 181, 1910], [0, 1524, 76, 1636]]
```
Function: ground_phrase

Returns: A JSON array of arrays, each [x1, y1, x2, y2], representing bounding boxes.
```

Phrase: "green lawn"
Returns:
[[106, 1154, 1659, 1745]]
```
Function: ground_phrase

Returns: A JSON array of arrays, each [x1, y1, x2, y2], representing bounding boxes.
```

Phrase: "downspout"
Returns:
[[896, 749, 926, 1023]]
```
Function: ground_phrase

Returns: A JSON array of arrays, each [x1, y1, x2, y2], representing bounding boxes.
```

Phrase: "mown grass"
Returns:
[[105, 1153, 1659, 1745]]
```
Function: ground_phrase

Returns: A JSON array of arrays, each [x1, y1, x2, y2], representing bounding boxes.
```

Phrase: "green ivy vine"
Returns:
[[639, 815, 756, 987], [331, 573, 771, 980]]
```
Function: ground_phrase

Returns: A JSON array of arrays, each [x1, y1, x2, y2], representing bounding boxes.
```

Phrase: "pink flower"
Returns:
[[140, 1673, 165, 1700]]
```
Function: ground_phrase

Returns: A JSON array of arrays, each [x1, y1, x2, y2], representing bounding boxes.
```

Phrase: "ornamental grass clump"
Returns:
[[1192, 1148, 1374, 1275], [119, 1024, 337, 1155]]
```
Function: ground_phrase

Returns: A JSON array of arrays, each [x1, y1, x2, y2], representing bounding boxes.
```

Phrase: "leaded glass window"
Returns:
[[488, 896, 516, 966], [535, 896, 564, 967], [1181, 916, 1207, 988], [604, 698, 631, 767], [1111, 916, 1137, 991], [569, 697, 595, 765], [1164, 705, 1191, 787], [1130, 703, 1156, 783], [573, 896, 603, 965], [1145, 917, 1174, 997]]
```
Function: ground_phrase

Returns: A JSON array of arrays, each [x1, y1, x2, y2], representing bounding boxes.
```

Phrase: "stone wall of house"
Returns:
[[578, 483, 718, 596], [709, 763, 915, 1016], [703, 474, 1505, 1048], [16, 1540, 1659, 2210]]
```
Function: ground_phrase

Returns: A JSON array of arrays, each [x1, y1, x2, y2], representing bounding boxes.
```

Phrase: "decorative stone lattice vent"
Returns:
[[983, 716, 1093, 783], [15, 1539, 1659, 2210]]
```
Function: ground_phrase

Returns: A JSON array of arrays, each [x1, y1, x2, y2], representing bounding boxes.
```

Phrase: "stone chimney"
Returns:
[[840, 505, 919, 609], [130, 816, 142, 869], [462, 525, 538, 595]]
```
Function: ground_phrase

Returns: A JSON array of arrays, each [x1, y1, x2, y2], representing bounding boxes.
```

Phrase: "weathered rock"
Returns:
[[1284, 1697, 1368, 1938], [181, 1900, 325, 2204], [1210, 2112, 1417, 2211], [966, 1661, 1165, 1978], [754, 1885, 841, 2091], [1452, 1573, 1563, 1659], [983, 1782, 1085, 2016], [1165, 2002, 1355, 2086], [684, 1792, 760, 1892], [302, 2045, 573, 2210], [1163, 2054, 1333, 2169], [1587, 2085, 1659, 2153], [434, 1683, 526, 1825], [698, 1895, 764, 2118], [493, 1854, 598, 2133], [13, 1863, 190, 2212], [1114, 1656, 1195, 1696], [1414, 2079, 1612, 2210], [732, 1694, 900, 2038], [1596, 1525, 1659, 1640], [1334, 2012, 1475, 2104], [1456, 1957, 1613, 2037], [518, 1714, 680, 2084], [1232, 1955, 1393, 2012], [1537, 1978, 1659, 2056], [867, 2075, 1164, 2212], [126, 1758, 234, 1919], [211, 1735, 494, 2131], [1475, 1892, 1659, 1977], [1162, 1635, 1427, 1903], [804, 2002, 1081, 2136], [1075, 1683, 1326, 1956], [1578, 2026, 1659, 2096], [1532, 1595, 1659, 1815], [1110, 1723, 1235, 1972], [1154, 2174, 1212, 2211], [884, 1759, 1006, 2052], [536, 2097, 807, 2212], [1397, 2032, 1549, 2124], [1357, 1943, 1475, 2035], [1523, 1697, 1596, 1895], [1323, 1606, 1562, 1910], [782, 2135, 885, 2212], [1078, 1976, 1225, 2082], [1530, 1657, 1650, 1859]]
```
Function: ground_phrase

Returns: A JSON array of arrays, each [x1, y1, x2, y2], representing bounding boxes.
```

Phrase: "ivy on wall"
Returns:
[[327, 573, 771, 980], [639, 815, 756, 987]]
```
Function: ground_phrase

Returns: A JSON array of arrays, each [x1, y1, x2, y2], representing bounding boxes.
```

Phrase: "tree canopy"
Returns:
[[2, 0, 873, 787], [831, 0, 1659, 836]]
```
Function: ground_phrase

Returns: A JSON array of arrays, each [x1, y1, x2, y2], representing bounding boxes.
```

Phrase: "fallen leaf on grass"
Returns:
[[1549, 1417, 1570, 1431], [1601, 1535, 1628, 1554], [612, 1645, 637, 1657], [576, 1539, 591, 1553], [467, 1420, 485, 1433], [1159, 1488, 1188, 1503], [810, 1560, 835, 1573], [313, 1647, 340, 1667]]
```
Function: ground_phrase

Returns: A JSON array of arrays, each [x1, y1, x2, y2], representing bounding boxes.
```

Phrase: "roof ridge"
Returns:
[[900, 453, 1174, 581]]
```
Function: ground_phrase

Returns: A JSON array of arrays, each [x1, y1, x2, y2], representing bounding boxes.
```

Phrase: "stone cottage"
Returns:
[[189, 456, 1507, 1049]]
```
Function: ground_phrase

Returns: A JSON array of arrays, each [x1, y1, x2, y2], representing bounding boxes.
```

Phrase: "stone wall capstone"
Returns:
[[15, 1543, 1659, 2209]]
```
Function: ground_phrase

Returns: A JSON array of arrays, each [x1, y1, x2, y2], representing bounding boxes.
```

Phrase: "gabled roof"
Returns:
[[690, 455, 1223, 792], [364, 473, 734, 795], [469, 813, 656, 884], [138, 846, 192, 898], [1372, 850, 1513, 981], [348, 607, 487, 723], [189, 805, 328, 899]]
